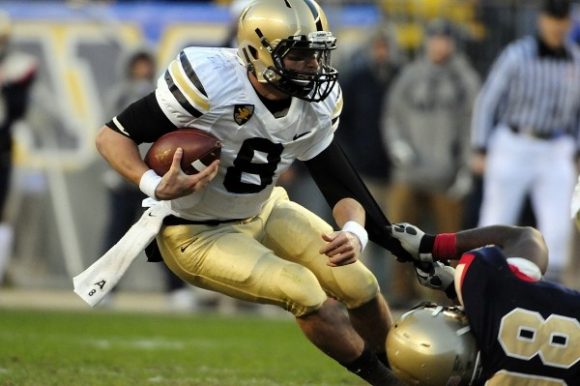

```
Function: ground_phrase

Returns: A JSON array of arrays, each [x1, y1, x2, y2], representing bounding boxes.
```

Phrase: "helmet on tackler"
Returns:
[[237, 0, 338, 102], [386, 303, 482, 386]]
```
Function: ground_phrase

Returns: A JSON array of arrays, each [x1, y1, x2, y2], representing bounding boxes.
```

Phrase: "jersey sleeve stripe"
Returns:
[[168, 60, 210, 111], [112, 116, 130, 136], [163, 68, 204, 118], [179, 51, 207, 98]]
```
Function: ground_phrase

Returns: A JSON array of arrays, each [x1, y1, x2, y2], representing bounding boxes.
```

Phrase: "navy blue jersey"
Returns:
[[459, 246, 580, 385]]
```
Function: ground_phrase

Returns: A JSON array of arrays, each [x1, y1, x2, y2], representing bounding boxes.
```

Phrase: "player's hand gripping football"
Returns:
[[320, 230, 361, 267], [155, 148, 220, 200]]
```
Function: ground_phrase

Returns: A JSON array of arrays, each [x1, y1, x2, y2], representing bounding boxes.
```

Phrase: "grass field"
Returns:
[[0, 308, 365, 386]]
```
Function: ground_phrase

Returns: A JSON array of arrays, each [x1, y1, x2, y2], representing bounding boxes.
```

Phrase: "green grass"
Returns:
[[0, 308, 364, 386]]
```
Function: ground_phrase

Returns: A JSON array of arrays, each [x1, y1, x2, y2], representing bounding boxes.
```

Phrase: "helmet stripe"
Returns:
[[303, 0, 323, 31]]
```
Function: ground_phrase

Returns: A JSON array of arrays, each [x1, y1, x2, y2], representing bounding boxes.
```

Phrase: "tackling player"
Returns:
[[389, 223, 580, 385], [94, 0, 404, 384]]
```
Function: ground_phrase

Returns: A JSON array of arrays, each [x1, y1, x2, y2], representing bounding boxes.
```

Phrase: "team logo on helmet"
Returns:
[[233, 104, 255, 125]]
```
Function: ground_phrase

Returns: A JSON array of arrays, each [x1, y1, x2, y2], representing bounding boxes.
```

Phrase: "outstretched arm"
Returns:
[[391, 223, 549, 273], [305, 140, 413, 261]]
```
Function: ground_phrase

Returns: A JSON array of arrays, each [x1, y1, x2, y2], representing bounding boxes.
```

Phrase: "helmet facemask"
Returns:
[[257, 30, 338, 102]]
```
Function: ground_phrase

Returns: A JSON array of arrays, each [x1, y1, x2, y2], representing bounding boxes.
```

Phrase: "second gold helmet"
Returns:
[[386, 303, 481, 386]]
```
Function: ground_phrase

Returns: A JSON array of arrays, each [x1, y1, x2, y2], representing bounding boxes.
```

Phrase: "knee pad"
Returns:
[[332, 265, 380, 309], [277, 264, 327, 317]]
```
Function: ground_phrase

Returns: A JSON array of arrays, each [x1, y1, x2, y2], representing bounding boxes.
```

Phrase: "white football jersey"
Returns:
[[154, 47, 343, 221]]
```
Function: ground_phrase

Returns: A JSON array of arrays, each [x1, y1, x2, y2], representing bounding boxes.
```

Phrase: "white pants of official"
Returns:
[[479, 126, 576, 273]]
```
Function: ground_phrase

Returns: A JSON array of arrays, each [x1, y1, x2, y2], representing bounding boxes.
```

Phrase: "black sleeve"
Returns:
[[4, 73, 35, 121], [305, 140, 413, 261], [106, 92, 177, 144]]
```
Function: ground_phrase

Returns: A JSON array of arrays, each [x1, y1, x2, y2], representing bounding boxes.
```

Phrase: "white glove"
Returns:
[[415, 261, 457, 299], [390, 223, 434, 263]]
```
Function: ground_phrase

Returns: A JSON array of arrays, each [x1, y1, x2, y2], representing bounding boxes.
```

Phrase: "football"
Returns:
[[144, 128, 222, 175]]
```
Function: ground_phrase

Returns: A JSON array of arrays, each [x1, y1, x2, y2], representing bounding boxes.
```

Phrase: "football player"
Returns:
[[389, 223, 580, 385], [95, 0, 405, 384], [0, 11, 36, 285]]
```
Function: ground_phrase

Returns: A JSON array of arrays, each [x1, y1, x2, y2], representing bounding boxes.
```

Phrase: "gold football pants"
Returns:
[[157, 187, 379, 317]]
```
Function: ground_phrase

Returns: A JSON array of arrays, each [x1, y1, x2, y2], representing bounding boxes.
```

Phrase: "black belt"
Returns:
[[508, 125, 567, 140], [163, 215, 247, 227]]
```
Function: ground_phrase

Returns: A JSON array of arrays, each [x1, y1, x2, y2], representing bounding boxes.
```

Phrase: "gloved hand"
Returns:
[[415, 261, 457, 299], [390, 223, 436, 263]]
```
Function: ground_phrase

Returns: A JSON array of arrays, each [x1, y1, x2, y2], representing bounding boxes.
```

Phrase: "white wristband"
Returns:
[[139, 169, 162, 199], [342, 221, 368, 252]]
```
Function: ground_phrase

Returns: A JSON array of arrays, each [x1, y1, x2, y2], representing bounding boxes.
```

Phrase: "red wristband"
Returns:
[[433, 233, 457, 260]]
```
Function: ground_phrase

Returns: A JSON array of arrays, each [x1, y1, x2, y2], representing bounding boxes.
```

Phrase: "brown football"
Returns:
[[144, 128, 222, 175]]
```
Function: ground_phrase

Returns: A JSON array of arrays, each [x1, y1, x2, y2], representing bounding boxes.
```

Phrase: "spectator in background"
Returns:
[[0, 11, 37, 286], [337, 26, 401, 294], [383, 19, 480, 306], [471, 0, 580, 284], [100, 48, 195, 310]]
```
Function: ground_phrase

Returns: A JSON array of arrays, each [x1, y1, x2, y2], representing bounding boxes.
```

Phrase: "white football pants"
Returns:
[[479, 126, 576, 272]]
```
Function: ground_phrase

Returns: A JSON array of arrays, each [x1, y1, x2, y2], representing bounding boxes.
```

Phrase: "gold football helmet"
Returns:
[[386, 303, 481, 386], [237, 0, 338, 102]]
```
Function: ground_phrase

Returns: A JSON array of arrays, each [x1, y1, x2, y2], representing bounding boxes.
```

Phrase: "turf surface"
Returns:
[[0, 308, 364, 386]]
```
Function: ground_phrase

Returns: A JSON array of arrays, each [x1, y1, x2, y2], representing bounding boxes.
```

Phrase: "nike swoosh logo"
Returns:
[[293, 131, 311, 140], [180, 239, 196, 253]]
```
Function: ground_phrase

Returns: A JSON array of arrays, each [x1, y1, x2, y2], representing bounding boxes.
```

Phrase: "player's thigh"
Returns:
[[480, 129, 533, 224], [263, 199, 379, 309], [157, 224, 327, 317]]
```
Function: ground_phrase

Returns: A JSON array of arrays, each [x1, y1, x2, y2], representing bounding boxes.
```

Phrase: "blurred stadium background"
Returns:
[[4, 0, 576, 295]]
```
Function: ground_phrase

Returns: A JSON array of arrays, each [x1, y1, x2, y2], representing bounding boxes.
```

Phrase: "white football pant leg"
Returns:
[[532, 136, 575, 272], [479, 128, 533, 226]]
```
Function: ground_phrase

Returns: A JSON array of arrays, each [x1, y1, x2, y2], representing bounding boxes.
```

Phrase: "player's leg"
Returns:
[[479, 128, 532, 226], [261, 193, 405, 384], [531, 138, 576, 282], [261, 190, 393, 353], [432, 192, 463, 232], [156, 220, 370, 362]]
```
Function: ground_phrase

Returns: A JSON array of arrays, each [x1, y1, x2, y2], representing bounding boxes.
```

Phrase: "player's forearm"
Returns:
[[454, 225, 548, 272], [455, 225, 533, 254], [95, 125, 150, 185], [332, 197, 365, 228]]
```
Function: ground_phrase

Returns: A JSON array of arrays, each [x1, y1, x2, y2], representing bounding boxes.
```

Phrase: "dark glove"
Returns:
[[415, 261, 457, 299]]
